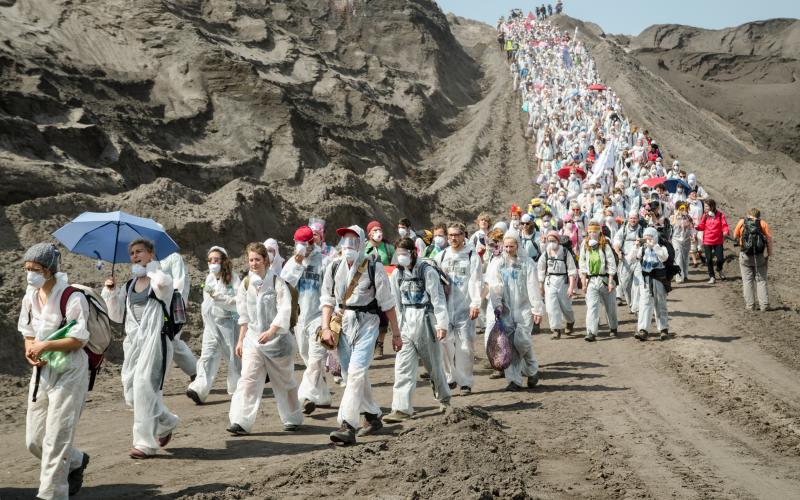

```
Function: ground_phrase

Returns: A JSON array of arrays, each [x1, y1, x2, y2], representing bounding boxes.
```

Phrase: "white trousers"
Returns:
[[187, 314, 241, 402], [585, 277, 618, 335], [637, 276, 669, 332], [297, 318, 332, 405], [172, 334, 197, 377], [336, 311, 381, 429], [26, 362, 87, 500], [544, 276, 574, 329], [442, 316, 475, 388], [229, 346, 303, 431], [392, 310, 451, 415]]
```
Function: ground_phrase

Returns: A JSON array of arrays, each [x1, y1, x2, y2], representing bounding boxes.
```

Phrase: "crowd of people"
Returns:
[[16, 9, 775, 500]]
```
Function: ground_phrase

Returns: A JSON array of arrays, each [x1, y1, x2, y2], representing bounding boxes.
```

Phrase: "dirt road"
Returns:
[[2, 264, 800, 499]]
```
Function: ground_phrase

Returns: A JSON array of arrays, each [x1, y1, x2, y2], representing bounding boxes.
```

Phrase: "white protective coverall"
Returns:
[[229, 270, 302, 431], [187, 271, 241, 402], [159, 252, 197, 377], [320, 226, 395, 430], [613, 222, 643, 312], [630, 243, 670, 333], [537, 246, 576, 330], [389, 261, 451, 416], [578, 241, 619, 337], [103, 261, 179, 456], [281, 246, 331, 406], [19, 274, 89, 500], [436, 246, 482, 389], [486, 253, 544, 386]]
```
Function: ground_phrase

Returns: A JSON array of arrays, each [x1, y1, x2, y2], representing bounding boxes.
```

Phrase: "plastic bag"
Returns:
[[40, 320, 76, 374], [325, 351, 342, 377], [486, 310, 512, 371]]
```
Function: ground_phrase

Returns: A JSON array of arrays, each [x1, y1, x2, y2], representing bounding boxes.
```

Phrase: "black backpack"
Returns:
[[123, 279, 185, 341], [741, 218, 767, 256]]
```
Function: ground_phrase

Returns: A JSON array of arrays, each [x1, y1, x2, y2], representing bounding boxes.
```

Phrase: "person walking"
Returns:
[[695, 198, 730, 284], [733, 208, 772, 311]]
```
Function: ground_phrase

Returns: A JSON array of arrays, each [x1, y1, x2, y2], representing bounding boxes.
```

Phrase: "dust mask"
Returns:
[[26, 271, 46, 289]]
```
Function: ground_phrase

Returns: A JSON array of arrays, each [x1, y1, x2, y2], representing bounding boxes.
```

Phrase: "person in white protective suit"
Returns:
[[263, 238, 285, 276], [435, 222, 483, 395], [485, 232, 544, 391], [383, 237, 451, 423], [159, 252, 198, 381], [537, 230, 577, 339], [186, 246, 241, 405], [670, 202, 694, 283], [319, 225, 400, 446], [19, 243, 91, 499], [613, 210, 644, 313], [103, 239, 179, 459], [281, 226, 331, 415], [630, 227, 670, 341], [227, 242, 302, 434], [578, 221, 618, 342]]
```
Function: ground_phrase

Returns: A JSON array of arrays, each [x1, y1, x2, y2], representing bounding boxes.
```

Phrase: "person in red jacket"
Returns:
[[695, 198, 730, 284]]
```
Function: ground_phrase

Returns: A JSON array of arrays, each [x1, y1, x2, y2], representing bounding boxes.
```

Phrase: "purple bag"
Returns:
[[325, 351, 342, 377], [486, 311, 512, 371]]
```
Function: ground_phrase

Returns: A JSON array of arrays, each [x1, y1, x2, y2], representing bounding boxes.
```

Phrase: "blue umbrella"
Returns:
[[663, 178, 691, 194], [53, 211, 179, 276]]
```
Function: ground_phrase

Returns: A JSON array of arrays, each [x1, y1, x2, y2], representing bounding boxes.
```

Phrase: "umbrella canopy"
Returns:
[[588, 83, 607, 91], [663, 178, 691, 194], [564, 88, 579, 98], [641, 176, 667, 188], [557, 166, 587, 180], [53, 211, 179, 270]]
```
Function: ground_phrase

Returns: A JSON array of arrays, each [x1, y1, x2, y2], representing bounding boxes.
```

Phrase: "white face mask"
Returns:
[[547, 242, 559, 252], [295, 243, 308, 256], [26, 271, 46, 289], [397, 227, 408, 238], [433, 235, 446, 248], [208, 263, 221, 274], [372, 230, 383, 242], [614, 194, 622, 201], [131, 263, 147, 278], [396, 254, 411, 267], [588, 239, 598, 247], [510, 220, 520, 230], [707, 211, 715, 217], [343, 248, 358, 262], [248, 271, 263, 287]]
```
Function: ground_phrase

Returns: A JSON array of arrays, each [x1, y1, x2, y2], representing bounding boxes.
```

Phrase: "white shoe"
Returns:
[[708, 277, 715, 284]]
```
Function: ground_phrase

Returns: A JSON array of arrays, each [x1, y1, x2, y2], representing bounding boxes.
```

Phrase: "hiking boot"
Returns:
[[448, 381, 457, 390], [719, 271, 727, 281], [460, 386, 472, 395], [226, 423, 249, 436], [550, 329, 561, 340], [659, 329, 669, 341], [383, 410, 411, 423], [708, 277, 715, 284], [330, 422, 356, 446], [506, 382, 523, 392], [760, 305, 771, 312], [283, 423, 300, 432], [489, 371, 505, 379], [357, 412, 383, 437], [68, 453, 90, 495], [745, 305, 755, 311], [584, 333, 596, 342], [439, 399, 451, 413], [527, 374, 539, 388], [634, 330, 648, 341], [186, 388, 203, 405], [302, 399, 316, 415], [129, 448, 150, 460], [158, 432, 173, 448], [373, 341, 384, 360], [566, 322, 575, 335], [609, 329, 618, 338]]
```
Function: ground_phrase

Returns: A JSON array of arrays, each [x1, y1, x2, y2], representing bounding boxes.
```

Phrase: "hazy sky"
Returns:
[[435, 0, 800, 35]]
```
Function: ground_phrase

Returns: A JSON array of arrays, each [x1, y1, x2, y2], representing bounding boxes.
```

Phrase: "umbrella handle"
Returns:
[[111, 222, 120, 279]]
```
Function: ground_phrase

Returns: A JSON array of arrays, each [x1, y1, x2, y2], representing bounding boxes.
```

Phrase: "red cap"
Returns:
[[366, 220, 382, 234], [294, 226, 314, 243]]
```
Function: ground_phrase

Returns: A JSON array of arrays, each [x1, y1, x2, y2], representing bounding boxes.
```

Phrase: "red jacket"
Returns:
[[696, 212, 730, 245]]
